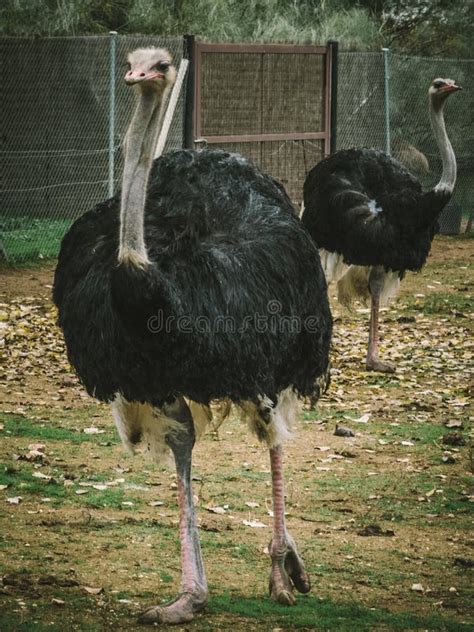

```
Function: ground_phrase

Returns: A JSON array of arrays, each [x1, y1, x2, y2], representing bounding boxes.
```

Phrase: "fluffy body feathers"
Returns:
[[54, 149, 332, 408], [302, 148, 447, 273]]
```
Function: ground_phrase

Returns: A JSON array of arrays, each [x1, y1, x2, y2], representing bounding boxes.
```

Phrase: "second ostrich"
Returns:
[[302, 78, 461, 372], [54, 48, 331, 624]]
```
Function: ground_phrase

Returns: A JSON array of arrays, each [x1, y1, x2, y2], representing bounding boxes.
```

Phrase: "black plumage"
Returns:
[[302, 147, 447, 273], [54, 148, 331, 407]]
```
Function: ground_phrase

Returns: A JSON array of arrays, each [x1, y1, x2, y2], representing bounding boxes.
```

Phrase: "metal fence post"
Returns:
[[108, 31, 118, 197], [382, 47, 391, 155], [328, 40, 339, 154], [183, 34, 195, 149]]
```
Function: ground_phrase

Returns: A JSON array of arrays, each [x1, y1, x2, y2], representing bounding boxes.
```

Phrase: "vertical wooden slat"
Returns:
[[194, 42, 202, 140]]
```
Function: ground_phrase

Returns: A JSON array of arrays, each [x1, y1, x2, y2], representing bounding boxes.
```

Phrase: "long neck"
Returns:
[[118, 85, 170, 267], [430, 98, 456, 196]]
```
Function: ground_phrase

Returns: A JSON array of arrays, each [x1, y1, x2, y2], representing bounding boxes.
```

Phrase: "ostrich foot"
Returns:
[[138, 589, 208, 625], [269, 537, 311, 605], [366, 358, 395, 373]]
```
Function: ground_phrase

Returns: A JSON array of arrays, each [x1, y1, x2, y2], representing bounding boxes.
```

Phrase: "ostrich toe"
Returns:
[[366, 359, 395, 373], [269, 538, 311, 605], [138, 589, 208, 625]]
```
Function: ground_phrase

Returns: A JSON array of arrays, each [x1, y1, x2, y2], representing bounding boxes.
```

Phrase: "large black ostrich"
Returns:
[[302, 78, 461, 372], [53, 48, 332, 624]]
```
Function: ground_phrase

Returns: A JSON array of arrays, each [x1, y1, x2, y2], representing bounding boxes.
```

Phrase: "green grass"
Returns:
[[372, 420, 448, 444], [0, 465, 67, 505], [208, 594, 473, 631], [0, 462, 144, 510], [1, 217, 72, 262], [81, 488, 142, 510], [0, 414, 118, 444], [402, 292, 473, 315]]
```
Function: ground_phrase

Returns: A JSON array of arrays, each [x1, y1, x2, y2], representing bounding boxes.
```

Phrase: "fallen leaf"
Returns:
[[83, 586, 104, 594], [6, 496, 22, 504], [444, 420, 463, 429], [353, 413, 371, 424], [32, 471, 52, 481], [243, 519, 268, 528], [206, 506, 226, 514]]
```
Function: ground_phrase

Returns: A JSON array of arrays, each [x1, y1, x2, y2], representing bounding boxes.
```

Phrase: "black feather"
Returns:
[[302, 148, 451, 272], [54, 149, 332, 407]]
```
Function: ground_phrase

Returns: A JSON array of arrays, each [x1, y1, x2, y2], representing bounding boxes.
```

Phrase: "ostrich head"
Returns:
[[125, 47, 176, 91], [429, 78, 462, 111]]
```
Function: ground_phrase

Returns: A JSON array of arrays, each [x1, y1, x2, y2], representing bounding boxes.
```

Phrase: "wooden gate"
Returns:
[[186, 40, 337, 207]]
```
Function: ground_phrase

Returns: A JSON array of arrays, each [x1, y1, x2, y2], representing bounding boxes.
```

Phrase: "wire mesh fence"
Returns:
[[0, 34, 185, 262], [337, 51, 473, 234], [0, 39, 472, 263]]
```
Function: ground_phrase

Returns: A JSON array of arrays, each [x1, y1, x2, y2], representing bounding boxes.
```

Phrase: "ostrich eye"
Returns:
[[155, 62, 170, 72], [125, 62, 131, 71], [433, 80, 444, 88]]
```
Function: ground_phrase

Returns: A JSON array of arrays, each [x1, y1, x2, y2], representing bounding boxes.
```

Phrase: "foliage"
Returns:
[[0, 217, 73, 262], [1, 0, 471, 55], [380, 0, 474, 57]]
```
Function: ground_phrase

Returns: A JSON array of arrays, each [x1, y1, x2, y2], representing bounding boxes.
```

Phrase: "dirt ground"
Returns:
[[0, 235, 473, 631]]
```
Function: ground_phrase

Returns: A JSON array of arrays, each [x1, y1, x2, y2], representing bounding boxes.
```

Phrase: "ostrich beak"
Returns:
[[441, 83, 462, 93], [125, 71, 165, 85]]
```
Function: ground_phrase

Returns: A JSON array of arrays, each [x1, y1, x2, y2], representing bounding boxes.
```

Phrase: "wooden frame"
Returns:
[[192, 41, 334, 156]]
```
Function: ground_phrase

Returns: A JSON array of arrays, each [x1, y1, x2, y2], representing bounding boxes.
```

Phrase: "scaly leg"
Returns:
[[366, 266, 394, 373], [139, 397, 208, 624], [268, 444, 310, 605]]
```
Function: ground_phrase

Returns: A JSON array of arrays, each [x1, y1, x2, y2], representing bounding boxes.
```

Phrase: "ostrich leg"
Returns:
[[139, 397, 208, 624], [268, 444, 311, 604], [366, 266, 394, 373]]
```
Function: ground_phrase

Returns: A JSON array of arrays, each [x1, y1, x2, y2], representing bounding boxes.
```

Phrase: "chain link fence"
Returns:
[[0, 34, 185, 262], [1, 39, 472, 263], [337, 51, 473, 234]]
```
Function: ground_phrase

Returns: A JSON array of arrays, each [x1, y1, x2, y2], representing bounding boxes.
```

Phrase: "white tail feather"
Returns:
[[337, 266, 401, 308], [319, 249, 350, 285]]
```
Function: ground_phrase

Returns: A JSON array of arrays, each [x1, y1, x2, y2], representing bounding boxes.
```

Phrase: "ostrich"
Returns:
[[53, 48, 332, 624], [302, 78, 460, 373]]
